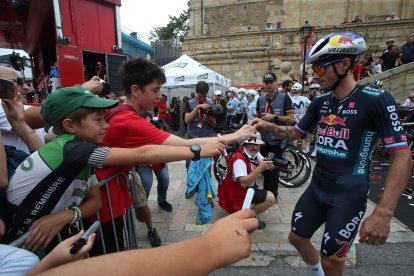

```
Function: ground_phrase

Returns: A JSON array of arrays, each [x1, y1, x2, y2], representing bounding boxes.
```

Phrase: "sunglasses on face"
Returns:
[[409, 96, 414, 99], [311, 59, 343, 76]]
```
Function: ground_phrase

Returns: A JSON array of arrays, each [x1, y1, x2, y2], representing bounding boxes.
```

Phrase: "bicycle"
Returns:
[[213, 143, 312, 188], [374, 122, 414, 162]]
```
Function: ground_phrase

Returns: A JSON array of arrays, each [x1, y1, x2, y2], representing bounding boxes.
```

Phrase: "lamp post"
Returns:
[[299, 21, 314, 93]]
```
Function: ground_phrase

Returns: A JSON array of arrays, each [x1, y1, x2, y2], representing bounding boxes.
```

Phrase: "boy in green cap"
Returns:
[[4, 86, 225, 252]]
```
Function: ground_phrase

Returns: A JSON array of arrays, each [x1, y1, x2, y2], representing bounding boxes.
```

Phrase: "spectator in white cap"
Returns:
[[226, 89, 239, 129], [218, 133, 275, 230], [246, 91, 257, 121]]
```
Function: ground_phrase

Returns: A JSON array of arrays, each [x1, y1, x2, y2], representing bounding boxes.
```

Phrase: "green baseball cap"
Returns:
[[40, 85, 118, 131]]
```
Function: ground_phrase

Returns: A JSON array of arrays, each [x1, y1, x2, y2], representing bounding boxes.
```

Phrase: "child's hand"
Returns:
[[25, 212, 71, 252], [47, 230, 95, 266], [27, 230, 95, 275]]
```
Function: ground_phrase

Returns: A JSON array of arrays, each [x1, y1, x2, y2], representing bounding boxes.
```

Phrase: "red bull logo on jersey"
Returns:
[[317, 126, 350, 139], [319, 114, 347, 126], [329, 239, 354, 262]]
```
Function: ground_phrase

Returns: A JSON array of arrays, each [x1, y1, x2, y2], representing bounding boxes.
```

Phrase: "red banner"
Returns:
[[300, 31, 315, 63]]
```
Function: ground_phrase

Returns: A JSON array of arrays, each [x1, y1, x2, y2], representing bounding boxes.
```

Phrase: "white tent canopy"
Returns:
[[161, 54, 231, 100]]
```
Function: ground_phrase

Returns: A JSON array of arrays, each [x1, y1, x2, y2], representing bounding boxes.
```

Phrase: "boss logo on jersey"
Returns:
[[317, 126, 350, 139], [319, 114, 347, 126], [338, 211, 364, 239], [386, 105, 403, 132], [341, 109, 357, 115], [348, 102, 355, 108], [383, 136, 396, 145]]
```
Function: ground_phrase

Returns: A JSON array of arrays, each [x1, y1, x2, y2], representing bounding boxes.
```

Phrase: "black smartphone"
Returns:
[[0, 79, 15, 100]]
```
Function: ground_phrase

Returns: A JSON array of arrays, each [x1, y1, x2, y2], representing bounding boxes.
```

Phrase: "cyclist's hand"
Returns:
[[258, 160, 274, 172], [200, 140, 225, 158], [358, 213, 390, 245], [249, 118, 270, 131]]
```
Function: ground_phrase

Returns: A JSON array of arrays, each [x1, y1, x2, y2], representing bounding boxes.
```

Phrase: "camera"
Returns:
[[200, 106, 215, 117], [149, 119, 163, 130], [266, 152, 289, 169], [0, 79, 15, 100]]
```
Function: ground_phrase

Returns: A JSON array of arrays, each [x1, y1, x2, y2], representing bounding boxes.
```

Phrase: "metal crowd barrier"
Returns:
[[9, 171, 141, 256]]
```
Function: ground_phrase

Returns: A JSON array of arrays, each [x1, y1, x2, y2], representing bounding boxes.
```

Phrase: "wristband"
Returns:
[[68, 206, 81, 225]]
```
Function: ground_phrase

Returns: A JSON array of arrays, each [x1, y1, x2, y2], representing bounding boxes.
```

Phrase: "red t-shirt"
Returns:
[[94, 104, 170, 222], [353, 64, 362, 81], [157, 101, 169, 119]]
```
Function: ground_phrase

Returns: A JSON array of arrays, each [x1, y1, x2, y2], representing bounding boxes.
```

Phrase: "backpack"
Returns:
[[4, 145, 29, 180]]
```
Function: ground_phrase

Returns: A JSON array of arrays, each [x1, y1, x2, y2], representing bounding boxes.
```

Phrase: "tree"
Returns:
[[149, 9, 189, 45]]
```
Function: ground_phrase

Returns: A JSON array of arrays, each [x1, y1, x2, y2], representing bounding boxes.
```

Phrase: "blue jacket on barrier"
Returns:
[[186, 158, 216, 224]]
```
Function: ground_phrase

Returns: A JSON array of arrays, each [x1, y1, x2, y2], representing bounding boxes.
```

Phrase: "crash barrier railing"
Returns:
[[9, 172, 141, 255]]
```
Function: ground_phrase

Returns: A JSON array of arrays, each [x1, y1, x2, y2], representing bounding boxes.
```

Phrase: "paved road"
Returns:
[[140, 159, 414, 275]]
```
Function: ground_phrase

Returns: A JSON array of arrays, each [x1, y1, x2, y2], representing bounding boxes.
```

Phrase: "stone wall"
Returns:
[[182, 19, 414, 90], [358, 62, 414, 103], [188, 0, 414, 36]]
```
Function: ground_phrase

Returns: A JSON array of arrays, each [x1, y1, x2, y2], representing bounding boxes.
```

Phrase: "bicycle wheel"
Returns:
[[213, 146, 238, 182], [279, 148, 303, 181], [374, 140, 389, 160], [279, 147, 312, 188]]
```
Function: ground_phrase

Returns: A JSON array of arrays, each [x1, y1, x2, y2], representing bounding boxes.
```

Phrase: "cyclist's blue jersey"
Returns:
[[294, 85, 408, 198]]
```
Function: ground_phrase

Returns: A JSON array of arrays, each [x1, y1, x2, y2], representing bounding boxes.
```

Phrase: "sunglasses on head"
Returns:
[[311, 59, 343, 76], [0, 77, 25, 86]]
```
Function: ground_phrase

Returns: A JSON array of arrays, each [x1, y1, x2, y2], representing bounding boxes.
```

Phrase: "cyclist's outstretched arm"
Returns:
[[249, 118, 301, 141], [359, 148, 412, 245]]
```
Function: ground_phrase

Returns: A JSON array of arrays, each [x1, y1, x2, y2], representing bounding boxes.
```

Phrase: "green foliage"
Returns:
[[149, 8, 189, 44]]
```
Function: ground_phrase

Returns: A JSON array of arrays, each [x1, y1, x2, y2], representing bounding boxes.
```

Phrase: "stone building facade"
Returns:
[[182, 0, 414, 98]]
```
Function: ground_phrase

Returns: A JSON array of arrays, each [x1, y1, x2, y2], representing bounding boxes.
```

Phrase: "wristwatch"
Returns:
[[190, 145, 201, 161]]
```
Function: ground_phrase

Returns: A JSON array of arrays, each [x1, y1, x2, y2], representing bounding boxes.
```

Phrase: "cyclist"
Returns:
[[250, 32, 411, 275], [369, 80, 383, 89]]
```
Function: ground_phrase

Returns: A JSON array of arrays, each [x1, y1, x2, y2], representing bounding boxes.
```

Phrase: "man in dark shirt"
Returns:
[[381, 45, 402, 71]]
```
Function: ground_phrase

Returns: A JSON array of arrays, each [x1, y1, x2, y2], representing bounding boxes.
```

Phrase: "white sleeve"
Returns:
[[233, 159, 248, 179], [0, 245, 39, 276]]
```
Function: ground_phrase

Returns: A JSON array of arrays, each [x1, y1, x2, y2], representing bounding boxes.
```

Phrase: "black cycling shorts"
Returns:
[[251, 185, 268, 204], [291, 183, 367, 261]]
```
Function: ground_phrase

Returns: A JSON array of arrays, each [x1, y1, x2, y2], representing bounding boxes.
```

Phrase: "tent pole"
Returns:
[[213, 82, 215, 97]]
